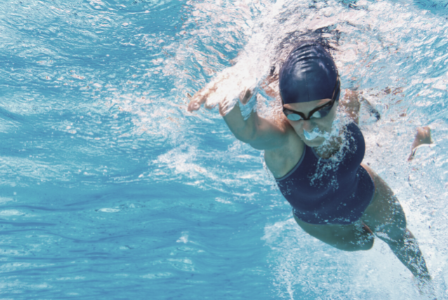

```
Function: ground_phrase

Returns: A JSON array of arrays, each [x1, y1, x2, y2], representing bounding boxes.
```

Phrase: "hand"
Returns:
[[187, 63, 259, 116], [187, 77, 224, 112], [217, 88, 253, 116], [187, 71, 238, 115]]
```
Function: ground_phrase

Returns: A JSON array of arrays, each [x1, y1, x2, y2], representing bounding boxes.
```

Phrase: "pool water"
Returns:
[[1, 0, 448, 299]]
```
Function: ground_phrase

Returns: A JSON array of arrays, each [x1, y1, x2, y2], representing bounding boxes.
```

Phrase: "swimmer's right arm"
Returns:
[[188, 88, 289, 151]]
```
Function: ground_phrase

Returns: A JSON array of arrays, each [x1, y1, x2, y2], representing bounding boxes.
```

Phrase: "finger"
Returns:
[[193, 90, 208, 105], [187, 93, 197, 112], [187, 89, 208, 112]]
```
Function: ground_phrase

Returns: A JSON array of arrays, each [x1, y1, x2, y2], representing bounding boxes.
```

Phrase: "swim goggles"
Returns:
[[283, 79, 340, 121]]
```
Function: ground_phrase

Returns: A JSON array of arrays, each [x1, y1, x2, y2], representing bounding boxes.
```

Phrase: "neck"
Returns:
[[310, 116, 347, 158], [313, 135, 342, 159]]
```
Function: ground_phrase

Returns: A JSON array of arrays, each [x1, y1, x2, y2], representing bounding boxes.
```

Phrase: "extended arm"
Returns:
[[188, 82, 290, 151]]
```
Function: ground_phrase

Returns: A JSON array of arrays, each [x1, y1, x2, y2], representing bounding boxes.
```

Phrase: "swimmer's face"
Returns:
[[283, 99, 338, 147]]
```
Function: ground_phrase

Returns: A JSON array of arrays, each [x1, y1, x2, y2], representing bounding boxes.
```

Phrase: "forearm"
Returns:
[[222, 102, 288, 151], [222, 103, 257, 143]]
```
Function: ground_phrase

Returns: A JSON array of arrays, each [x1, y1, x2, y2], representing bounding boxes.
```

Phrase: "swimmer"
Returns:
[[188, 41, 433, 293]]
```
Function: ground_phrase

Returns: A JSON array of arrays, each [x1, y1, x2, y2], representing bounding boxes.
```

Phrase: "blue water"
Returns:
[[1, 0, 448, 299]]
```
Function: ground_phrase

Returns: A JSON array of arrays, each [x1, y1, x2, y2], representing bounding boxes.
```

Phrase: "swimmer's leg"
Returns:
[[293, 214, 374, 252], [361, 165, 431, 283]]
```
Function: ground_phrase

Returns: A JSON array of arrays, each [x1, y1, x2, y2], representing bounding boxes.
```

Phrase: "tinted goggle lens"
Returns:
[[286, 113, 303, 121], [283, 100, 334, 121]]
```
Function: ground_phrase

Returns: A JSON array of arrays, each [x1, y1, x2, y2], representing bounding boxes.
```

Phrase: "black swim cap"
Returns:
[[279, 41, 339, 104]]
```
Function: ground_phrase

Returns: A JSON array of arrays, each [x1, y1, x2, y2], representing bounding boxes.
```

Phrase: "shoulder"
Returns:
[[345, 122, 365, 144], [342, 122, 366, 158], [264, 122, 305, 179]]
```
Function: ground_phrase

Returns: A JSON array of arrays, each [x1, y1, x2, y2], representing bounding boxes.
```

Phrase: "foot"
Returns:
[[408, 126, 433, 161], [359, 96, 381, 121]]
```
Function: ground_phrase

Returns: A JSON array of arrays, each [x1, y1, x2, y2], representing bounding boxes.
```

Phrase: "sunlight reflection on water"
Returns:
[[0, 0, 447, 298]]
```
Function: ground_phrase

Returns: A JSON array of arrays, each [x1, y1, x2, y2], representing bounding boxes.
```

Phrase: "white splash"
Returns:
[[304, 118, 343, 142], [303, 127, 330, 141]]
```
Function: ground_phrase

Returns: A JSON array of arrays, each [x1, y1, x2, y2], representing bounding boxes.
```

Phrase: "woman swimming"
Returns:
[[188, 41, 433, 290]]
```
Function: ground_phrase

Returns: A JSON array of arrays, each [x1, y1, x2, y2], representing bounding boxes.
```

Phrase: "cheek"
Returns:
[[288, 121, 302, 133], [320, 107, 338, 129], [308, 117, 333, 132], [319, 117, 335, 130]]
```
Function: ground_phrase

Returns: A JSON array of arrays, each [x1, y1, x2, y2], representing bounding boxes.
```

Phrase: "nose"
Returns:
[[301, 120, 315, 133]]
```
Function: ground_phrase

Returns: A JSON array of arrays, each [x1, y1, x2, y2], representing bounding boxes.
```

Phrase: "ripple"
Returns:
[[0, 0, 447, 299]]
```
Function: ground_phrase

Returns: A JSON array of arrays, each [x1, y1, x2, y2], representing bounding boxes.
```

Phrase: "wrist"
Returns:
[[239, 91, 257, 120]]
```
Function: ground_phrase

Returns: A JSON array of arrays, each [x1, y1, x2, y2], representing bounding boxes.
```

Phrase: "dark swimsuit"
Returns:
[[276, 123, 375, 225]]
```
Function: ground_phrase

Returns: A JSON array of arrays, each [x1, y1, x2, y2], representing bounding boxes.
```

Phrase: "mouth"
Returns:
[[303, 127, 329, 141]]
